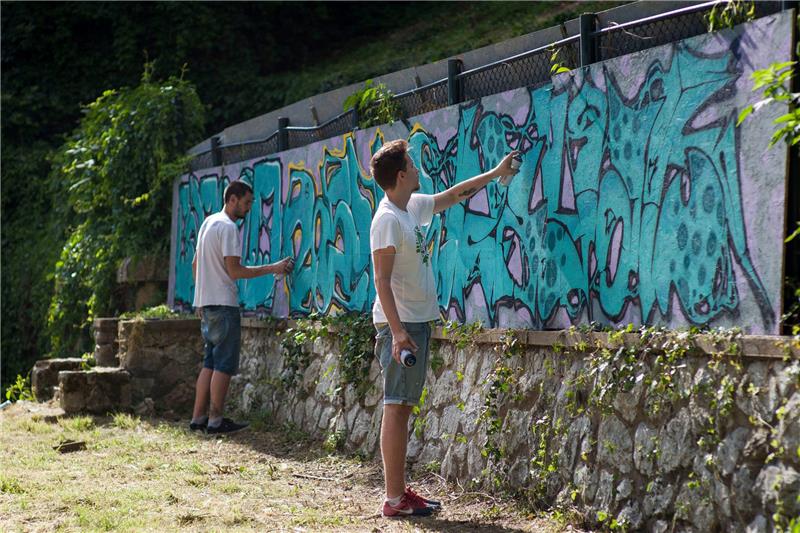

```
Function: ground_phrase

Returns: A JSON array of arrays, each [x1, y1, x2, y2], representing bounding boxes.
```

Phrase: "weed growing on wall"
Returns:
[[443, 320, 484, 350], [343, 80, 402, 129], [549, 47, 572, 75], [119, 304, 189, 320], [738, 58, 800, 149], [334, 313, 377, 398], [280, 314, 328, 389], [463, 321, 795, 530], [479, 331, 524, 487], [279, 312, 376, 396], [705, 0, 755, 32]]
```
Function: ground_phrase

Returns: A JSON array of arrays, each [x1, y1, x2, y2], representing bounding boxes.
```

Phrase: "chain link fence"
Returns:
[[461, 37, 580, 102], [188, 150, 217, 172], [286, 109, 357, 149], [394, 79, 449, 118], [597, 1, 783, 62], [186, 1, 789, 172], [220, 133, 280, 166]]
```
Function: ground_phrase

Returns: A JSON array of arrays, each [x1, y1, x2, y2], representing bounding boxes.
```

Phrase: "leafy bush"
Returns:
[[119, 304, 189, 320], [4, 374, 34, 402], [343, 80, 402, 129], [47, 65, 204, 356]]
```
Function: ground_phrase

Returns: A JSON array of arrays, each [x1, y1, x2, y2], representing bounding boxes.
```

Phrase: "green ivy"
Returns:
[[479, 331, 524, 487], [334, 313, 377, 398], [442, 320, 484, 350], [279, 312, 376, 397], [279, 314, 327, 389]]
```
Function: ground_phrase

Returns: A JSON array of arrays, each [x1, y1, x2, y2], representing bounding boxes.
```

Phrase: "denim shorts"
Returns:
[[374, 322, 431, 406], [201, 306, 241, 375]]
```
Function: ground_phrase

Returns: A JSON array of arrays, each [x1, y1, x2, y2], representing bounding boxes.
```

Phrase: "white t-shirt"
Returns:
[[370, 194, 440, 324], [193, 211, 242, 307]]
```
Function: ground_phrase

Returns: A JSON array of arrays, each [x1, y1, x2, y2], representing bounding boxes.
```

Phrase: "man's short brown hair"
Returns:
[[370, 139, 408, 191], [224, 180, 253, 203]]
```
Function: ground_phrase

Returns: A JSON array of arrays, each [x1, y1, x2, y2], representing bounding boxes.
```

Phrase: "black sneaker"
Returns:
[[205, 418, 249, 435], [189, 421, 206, 432]]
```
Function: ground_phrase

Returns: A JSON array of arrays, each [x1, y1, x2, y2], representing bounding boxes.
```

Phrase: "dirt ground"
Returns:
[[0, 401, 588, 532]]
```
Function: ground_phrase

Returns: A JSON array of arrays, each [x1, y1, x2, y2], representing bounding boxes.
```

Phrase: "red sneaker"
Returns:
[[405, 487, 442, 510], [382, 494, 433, 517]]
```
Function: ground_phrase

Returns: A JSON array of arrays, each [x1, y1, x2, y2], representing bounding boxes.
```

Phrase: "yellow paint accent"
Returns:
[[288, 164, 319, 197], [408, 123, 429, 136]]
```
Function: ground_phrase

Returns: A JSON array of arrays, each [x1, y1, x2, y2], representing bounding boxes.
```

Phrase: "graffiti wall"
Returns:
[[170, 12, 792, 334]]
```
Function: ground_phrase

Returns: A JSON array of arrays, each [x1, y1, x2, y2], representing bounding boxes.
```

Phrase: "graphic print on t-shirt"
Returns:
[[414, 226, 430, 265]]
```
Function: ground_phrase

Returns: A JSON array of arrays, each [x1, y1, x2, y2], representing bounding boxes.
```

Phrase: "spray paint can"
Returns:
[[498, 154, 522, 186], [400, 349, 416, 368]]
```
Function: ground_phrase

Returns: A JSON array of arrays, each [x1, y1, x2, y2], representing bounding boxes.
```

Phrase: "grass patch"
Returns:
[[58, 415, 95, 432], [2, 399, 572, 531], [219, 482, 245, 494], [112, 413, 140, 429], [248, 408, 274, 432], [0, 475, 26, 494], [16, 417, 55, 434]]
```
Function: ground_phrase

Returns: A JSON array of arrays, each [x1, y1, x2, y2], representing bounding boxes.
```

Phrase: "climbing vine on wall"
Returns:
[[279, 312, 376, 397], [479, 331, 524, 487]]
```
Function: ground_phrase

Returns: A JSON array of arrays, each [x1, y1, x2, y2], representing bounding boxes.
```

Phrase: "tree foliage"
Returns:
[[46, 66, 204, 356]]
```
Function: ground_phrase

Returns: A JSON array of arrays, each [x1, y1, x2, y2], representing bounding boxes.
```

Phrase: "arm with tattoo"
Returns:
[[432, 151, 520, 214]]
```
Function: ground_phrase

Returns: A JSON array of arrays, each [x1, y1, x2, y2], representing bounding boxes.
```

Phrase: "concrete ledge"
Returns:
[[119, 318, 200, 333], [238, 319, 800, 360], [241, 317, 287, 330], [428, 327, 799, 360]]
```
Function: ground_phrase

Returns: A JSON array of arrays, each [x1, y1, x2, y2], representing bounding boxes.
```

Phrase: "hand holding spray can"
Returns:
[[399, 349, 416, 368], [276, 256, 295, 280], [498, 153, 522, 186]]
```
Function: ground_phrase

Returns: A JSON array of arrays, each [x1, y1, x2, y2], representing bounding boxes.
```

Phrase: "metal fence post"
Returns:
[[277, 117, 289, 152], [351, 107, 360, 131], [782, 0, 800, 333], [210, 135, 222, 167], [580, 13, 598, 66], [447, 58, 463, 105]]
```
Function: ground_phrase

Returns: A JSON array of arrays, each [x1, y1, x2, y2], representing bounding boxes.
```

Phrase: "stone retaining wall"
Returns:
[[225, 318, 800, 532], [117, 318, 203, 416]]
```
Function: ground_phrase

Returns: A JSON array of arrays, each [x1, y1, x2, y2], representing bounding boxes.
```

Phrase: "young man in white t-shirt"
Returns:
[[190, 180, 294, 434], [370, 139, 519, 516]]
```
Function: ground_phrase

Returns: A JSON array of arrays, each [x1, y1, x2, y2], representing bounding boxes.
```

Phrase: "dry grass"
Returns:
[[0, 401, 586, 532]]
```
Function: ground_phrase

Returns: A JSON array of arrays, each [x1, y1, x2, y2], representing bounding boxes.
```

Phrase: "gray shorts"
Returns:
[[201, 306, 241, 375], [374, 322, 431, 406]]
